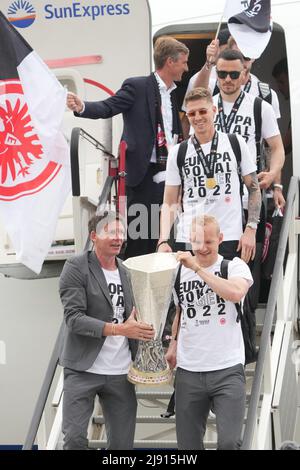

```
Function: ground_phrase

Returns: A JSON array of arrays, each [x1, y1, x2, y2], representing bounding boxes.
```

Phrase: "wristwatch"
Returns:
[[246, 222, 258, 230], [273, 183, 283, 191]]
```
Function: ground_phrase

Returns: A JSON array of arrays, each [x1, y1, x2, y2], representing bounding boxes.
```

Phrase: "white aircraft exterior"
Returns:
[[0, 0, 299, 448]]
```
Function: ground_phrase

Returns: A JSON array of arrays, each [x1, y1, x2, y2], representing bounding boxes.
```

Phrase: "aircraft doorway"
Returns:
[[154, 22, 292, 195]]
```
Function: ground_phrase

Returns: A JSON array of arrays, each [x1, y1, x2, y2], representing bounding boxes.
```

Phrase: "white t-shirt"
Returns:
[[174, 255, 253, 371], [165, 131, 256, 243], [86, 268, 131, 375], [245, 74, 281, 119], [183, 70, 280, 118], [213, 92, 280, 165]]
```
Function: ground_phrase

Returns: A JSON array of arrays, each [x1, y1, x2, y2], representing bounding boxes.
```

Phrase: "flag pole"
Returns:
[[215, 13, 224, 40], [208, 4, 226, 63], [215, 0, 230, 40]]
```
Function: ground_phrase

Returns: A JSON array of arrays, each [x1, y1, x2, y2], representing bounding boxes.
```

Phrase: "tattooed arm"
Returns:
[[243, 171, 262, 225], [237, 172, 262, 263], [258, 134, 285, 189]]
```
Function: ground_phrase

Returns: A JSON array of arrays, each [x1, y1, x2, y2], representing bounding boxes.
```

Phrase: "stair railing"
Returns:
[[242, 176, 300, 449]]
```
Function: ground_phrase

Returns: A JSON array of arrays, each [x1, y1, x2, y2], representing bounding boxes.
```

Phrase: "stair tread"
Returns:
[[88, 439, 216, 449], [93, 414, 248, 425], [136, 390, 256, 398], [94, 415, 175, 424]]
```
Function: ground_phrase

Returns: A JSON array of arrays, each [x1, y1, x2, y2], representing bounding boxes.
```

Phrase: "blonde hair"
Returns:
[[184, 87, 213, 108], [191, 214, 220, 234]]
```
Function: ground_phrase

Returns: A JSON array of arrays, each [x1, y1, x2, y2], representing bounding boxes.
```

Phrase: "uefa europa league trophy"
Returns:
[[123, 252, 178, 385]]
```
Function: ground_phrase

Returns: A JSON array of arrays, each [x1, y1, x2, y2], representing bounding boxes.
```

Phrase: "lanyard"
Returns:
[[192, 132, 219, 188], [218, 91, 245, 133], [244, 79, 251, 93]]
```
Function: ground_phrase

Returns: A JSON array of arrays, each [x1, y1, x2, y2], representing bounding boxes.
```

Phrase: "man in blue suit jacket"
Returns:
[[67, 36, 189, 258], [59, 211, 155, 449]]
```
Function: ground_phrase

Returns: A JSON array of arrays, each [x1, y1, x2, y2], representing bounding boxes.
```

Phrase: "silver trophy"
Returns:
[[123, 252, 178, 385]]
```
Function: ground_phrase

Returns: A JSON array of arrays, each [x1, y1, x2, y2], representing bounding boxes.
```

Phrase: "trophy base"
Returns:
[[127, 339, 172, 385], [127, 365, 172, 385]]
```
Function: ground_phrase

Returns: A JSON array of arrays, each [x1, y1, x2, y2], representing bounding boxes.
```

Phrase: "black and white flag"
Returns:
[[225, 0, 272, 59], [0, 11, 70, 273]]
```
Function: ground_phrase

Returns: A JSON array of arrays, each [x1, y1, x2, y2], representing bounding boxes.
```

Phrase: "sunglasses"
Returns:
[[216, 70, 242, 80], [186, 108, 209, 118]]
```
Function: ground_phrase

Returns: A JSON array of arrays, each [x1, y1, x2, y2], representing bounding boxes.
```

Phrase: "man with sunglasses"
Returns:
[[214, 49, 284, 203], [182, 28, 230, 138], [213, 48, 285, 324], [158, 87, 261, 263], [183, 35, 280, 121], [227, 36, 281, 120]]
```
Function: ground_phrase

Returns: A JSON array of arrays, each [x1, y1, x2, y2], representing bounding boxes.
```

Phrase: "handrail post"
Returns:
[[22, 323, 65, 450], [70, 127, 81, 196], [117, 140, 127, 218], [242, 176, 299, 449]]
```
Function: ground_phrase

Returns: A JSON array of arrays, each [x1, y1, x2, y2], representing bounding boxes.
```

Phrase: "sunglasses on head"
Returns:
[[186, 108, 209, 118], [216, 70, 242, 80]]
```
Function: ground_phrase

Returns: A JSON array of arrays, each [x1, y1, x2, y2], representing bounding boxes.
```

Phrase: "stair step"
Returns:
[[136, 390, 258, 403], [88, 439, 217, 449], [94, 415, 176, 424], [94, 414, 248, 425], [256, 302, 267, 310], [136, 391, 172, 399]]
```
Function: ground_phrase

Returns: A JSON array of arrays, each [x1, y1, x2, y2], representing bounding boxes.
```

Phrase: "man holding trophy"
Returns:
[[166, 215, 253, 450], [59, 212, 154, 450]]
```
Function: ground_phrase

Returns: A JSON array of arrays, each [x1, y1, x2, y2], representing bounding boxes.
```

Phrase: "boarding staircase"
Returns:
[[36, 354, 259, 450], [22, 126, 300, 450], [88, 365, 258, 449], [88, 304, 267, 449], [30, 302, 271, 450]]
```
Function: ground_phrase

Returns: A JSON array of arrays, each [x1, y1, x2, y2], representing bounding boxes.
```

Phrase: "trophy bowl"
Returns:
[[123, 252, 178, 385]]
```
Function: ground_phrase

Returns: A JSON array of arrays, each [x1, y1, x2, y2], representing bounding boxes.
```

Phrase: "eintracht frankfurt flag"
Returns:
[[0, 11, 70, 274], [225, 0, 272, 59]]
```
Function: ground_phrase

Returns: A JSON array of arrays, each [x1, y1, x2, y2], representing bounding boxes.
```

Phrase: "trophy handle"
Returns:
[[155, 266, 179, 340]]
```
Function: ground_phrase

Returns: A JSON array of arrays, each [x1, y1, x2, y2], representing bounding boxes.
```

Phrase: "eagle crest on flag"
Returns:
[[0, 91, 43, 184], [0, 80, 62, 203]]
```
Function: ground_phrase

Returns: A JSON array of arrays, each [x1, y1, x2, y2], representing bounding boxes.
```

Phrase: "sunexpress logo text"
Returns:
[[44, 2, 130, 21], [7, 0, 36, 28]]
